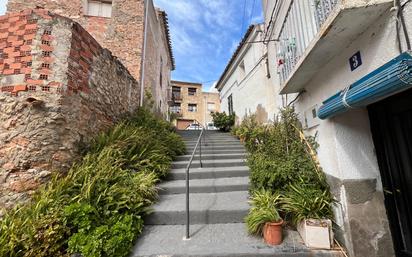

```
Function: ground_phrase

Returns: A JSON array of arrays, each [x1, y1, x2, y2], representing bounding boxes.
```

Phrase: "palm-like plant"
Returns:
[[245, 190, 282, 235]]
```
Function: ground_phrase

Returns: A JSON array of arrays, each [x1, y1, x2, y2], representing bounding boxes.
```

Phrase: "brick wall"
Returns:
[[7, 0, 175, 118], [7, 0, 145, 81], [0, 10, 140, 210]]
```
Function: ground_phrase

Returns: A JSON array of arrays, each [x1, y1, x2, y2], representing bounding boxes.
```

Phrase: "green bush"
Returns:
[[236, 108, 334, 229], [0, 107, 185, 257], [211, 112, 235, 132]]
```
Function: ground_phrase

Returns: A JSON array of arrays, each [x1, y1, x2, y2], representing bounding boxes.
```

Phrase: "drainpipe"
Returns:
[[140, 0, 149, 106]]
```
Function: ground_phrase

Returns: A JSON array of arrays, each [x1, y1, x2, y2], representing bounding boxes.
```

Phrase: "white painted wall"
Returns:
[[295, 5, 412, 182], [218, 25, 278, 124]]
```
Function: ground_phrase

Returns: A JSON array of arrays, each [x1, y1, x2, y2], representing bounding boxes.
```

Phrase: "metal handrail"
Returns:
[[184, 127, 205, 240]]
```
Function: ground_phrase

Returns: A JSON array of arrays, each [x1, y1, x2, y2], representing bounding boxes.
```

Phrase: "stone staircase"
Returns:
[[131, 131, 344, 257]]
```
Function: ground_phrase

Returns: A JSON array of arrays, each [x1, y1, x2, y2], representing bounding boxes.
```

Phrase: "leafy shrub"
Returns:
[[236, 107, 334, 230], [0, 107, 184, 257], [281, 183, 334, 226], [211, 112, 235, 132], [245, 190, 282, 235]]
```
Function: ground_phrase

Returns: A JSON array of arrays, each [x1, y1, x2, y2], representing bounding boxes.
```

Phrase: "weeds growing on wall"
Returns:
[[0, 107, 185, 257], [233, 108, 334, 228]]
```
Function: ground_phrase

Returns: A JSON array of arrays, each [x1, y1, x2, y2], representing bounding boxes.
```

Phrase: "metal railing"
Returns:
[[277, 0, 339, 84], [184, 126, 206, 240]]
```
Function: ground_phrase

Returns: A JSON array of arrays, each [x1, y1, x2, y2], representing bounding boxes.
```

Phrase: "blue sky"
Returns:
[[154, 0, 263, 91], [0, 0, 6, 15], [0, 0, 263, 91]]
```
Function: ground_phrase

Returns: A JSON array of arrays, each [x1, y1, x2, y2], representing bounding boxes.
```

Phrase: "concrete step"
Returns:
[[182, 138, 239, 143], [131, 224, 344, 257], [159, 177, 250, 195], [168, 166, 250, 180], [172, 159, 246, 169], [145, 191, 249, 225], [184, 142, 243, 148], [176, 153, 246, 161], [185, 145, 245, 153], [184, 149, 246, 155]]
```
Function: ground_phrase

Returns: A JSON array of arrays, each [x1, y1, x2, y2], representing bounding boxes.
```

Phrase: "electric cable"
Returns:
[[396, 0, 411, 50], [240, 0, 247, 39], [249, 0, 256, 25]]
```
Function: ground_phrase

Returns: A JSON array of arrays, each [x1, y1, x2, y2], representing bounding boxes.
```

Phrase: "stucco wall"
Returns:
[[278, 3, 412, 257], [219, 25, 277, 124], [0, 10, 139, 210]]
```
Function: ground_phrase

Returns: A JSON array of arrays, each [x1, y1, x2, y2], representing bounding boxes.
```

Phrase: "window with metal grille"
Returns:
[[170, 103, 181, 113], [188, 104, 197, 112], [188, 87, 197, 96], [86, 0, 112, 18], [228, 94, 233, 115], [39, 74, 48, 80], [207, 102, 215, 112]]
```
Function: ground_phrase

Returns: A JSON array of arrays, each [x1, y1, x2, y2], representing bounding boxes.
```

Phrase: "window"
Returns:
[[86, 0, 112, 18], [188, 104, 197, 112], [228, 94, 233, 115], [159, 57, 163, 88], [172, 86, 181, 100], [207, 102, 215, 112], [188, 87, 197, 96], [170, 103, 181, 113]]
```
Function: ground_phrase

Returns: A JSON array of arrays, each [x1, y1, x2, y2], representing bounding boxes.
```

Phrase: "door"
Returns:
[[368, 89, 412, 257]]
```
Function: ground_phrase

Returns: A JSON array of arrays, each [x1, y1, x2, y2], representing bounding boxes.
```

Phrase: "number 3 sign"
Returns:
[[349, 51, 362, 71]]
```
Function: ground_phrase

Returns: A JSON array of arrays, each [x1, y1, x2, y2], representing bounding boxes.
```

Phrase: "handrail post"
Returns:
[[184, 128, 204, 240], [199, 130, 203, 168], [185, 165, 190, 239]]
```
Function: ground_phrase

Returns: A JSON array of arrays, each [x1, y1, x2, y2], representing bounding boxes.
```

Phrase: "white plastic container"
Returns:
[[297, 219, 333, 249]]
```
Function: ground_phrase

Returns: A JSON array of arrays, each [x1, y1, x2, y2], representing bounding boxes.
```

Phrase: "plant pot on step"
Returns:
[[297, 218, 333, 249], [263, 219, 284, 245]]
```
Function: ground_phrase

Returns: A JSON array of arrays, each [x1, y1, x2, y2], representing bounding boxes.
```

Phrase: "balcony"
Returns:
[[275, 0, 392, 94], [171, 92, 182, 102]]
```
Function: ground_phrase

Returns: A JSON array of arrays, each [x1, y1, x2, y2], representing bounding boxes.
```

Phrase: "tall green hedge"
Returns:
[[233, 108, 333, 227], [0, 107, 185, 257]]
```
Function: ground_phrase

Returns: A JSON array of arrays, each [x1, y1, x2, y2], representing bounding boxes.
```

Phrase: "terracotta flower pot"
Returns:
[[263, 219, 284, 245]]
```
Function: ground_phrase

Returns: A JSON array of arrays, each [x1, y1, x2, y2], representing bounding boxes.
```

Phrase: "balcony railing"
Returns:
[[171, 92, 182, 102], [277, 0, 338, 85]]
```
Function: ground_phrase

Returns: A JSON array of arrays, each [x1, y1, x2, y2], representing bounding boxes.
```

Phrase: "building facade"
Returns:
[[215, 24, 278, 124], [0, 9, 139, 209], [7, 0, 175, 116], [263, 0, 412, 256], [170, 80, 220, 130]]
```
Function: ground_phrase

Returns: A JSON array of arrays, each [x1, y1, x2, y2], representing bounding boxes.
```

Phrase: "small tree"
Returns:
[[211, 112, 235, 132]]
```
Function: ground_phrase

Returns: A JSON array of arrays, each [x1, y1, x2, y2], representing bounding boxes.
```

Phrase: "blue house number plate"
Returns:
[[349, 51, 362, 71]]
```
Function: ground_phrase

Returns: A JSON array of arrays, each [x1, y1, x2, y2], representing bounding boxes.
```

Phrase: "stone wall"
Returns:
[[0, 10, 139, 210]]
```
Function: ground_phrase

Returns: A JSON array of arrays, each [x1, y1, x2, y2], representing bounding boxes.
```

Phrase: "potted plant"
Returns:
[[245, 190, 284, 245], [281, 184, 334, 249]]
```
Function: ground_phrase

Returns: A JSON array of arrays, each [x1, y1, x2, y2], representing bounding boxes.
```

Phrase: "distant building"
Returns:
[[7, 0, 175, 116], [215, 24, 277, 124], [263, 0, 411, 256], [169, 80, 220, 130]]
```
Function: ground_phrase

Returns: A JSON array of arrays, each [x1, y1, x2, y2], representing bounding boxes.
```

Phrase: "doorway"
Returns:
[[368, 89, 412, 257]]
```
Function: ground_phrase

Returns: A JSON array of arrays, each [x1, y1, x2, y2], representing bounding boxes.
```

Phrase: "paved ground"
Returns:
[[130, 131, 344, 257]]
